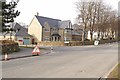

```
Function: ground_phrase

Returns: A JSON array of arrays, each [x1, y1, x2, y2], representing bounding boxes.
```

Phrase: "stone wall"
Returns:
[[99, 39, 117, 44], [38, 41, 94, 46], [38, 41, 65, 46], [38, 39, 117, 46]]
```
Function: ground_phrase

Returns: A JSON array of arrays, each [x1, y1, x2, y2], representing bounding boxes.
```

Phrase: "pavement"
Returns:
[[1, 46, 51, 61], [2, 42, 118, 78]]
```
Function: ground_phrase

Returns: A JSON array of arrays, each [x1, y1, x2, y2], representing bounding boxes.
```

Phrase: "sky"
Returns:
[[7, 0, 120, 25]]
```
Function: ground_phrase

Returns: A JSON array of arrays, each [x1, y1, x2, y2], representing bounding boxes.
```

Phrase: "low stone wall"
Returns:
[[99, 39, 117, 44], [38, 41, 65, 46], [0, 40, 19, 55], [68, 41, 94, 46], [38, 40, 117, 46], [38, 41, 94, 46]]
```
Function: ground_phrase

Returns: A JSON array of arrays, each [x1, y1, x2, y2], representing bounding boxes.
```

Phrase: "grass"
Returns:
[[108, 63, 120, 80]]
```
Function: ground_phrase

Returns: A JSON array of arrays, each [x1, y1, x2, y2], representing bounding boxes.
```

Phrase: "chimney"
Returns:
[[37, 12, 39, 16]]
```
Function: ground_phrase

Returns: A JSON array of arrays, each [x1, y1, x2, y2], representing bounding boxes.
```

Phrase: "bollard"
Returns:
[[51, 47, 53, 51], [4, 53, 9, 61], [50, 47, 53, 53]]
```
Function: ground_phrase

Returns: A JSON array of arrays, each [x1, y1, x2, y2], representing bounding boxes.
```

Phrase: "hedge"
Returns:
[[0, 40, 19, 55]]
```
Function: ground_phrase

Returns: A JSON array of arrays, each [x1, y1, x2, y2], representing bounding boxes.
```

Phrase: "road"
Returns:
[[2, 43, 118, 78]]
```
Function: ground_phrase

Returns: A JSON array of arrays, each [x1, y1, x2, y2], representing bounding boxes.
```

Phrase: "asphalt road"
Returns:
[[2, 43, 118, 78]]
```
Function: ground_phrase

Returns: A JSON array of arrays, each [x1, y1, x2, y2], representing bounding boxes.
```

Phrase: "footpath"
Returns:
[[1, 46, 51, 61]]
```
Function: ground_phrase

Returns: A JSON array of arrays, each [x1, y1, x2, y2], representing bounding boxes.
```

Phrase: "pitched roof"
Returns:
[[58, 20, 71, 29], [35, 15, 72, 29], [15, 27, 32, 37], [13, 23, 32, 37], [35, 15, 61, 28], [1, 23, 32, 37]]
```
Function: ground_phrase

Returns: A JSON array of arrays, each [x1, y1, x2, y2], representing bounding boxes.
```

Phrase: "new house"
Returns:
[[0, 23, 33, 45], [28, 15, 82, 43]]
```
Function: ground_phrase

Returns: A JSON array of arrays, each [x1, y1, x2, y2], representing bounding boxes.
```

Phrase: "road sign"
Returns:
[[94, 40, 99, 46], [32, 46, 40, 55]]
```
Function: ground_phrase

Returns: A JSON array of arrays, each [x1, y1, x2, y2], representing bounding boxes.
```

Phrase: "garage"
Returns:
[[23, 38, 30, 45]]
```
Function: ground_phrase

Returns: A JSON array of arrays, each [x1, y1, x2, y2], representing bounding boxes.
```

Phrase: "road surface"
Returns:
[[2, 43, 118, 78]]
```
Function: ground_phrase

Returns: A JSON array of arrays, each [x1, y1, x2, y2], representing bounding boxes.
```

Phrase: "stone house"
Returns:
[[0, 23, 33, 45], [28, 15, 80, 43]]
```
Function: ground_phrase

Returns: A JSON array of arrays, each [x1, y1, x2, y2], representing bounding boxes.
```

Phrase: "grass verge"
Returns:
[[108, 64, 120, 79]]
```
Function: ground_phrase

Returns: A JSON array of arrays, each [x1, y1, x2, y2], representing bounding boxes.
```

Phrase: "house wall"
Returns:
[[28, 17, 42, 42], [59, 28, 73, 41], [64, 29, 72, 41], [42, 22, 51, 41], [16, 36, 23, 45], [59, 28, 64, 41], [51, 28, 59, 35], [16, 36, 32, 45]]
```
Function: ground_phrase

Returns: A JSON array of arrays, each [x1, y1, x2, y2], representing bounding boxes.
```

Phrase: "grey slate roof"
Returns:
[[14, 23, 32, 37], [0, 23, 32, 37], [35, 16, 61, 28], [13, 23, 22, 30], [15, 27, 31, 37], [35, 15, 72, 29], [58, 20, 71, 29]]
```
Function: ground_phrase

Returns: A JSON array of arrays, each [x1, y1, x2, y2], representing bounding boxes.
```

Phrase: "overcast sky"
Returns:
[[8, 0, 120, 25]]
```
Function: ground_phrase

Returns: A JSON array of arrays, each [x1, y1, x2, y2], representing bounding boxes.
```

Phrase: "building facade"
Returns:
[[0, 23, 33, 45], [28, 15, 79, 43]]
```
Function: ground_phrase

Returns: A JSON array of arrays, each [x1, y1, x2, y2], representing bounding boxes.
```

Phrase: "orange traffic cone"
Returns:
[[4, 53, 8, 61]]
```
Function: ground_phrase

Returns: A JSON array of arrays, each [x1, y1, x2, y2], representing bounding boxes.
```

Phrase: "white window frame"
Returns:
[[44, 36, 49, 41]]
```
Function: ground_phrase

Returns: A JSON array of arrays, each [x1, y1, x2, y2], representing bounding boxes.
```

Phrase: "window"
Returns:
[[64, 29, 71, 33], [44, 37, 49, 41], [64, 37, 71, 41], [44, 29, 49, 32]]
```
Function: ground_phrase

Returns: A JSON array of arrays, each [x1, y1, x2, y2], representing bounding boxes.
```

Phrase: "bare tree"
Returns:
[[75, 0, 118, 41], [76, 0, 90, 41]]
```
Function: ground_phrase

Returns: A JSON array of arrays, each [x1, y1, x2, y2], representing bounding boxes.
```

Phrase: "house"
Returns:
[[72, 24, 83, 41], [28, 15, 80, 43], [0, 23, 33, 45]]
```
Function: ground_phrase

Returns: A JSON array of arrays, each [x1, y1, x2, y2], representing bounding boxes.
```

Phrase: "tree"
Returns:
[[2, 0, 20, 36], [76, 0, 89, 41], [75, 0, 118, 41], [0, 1, 2, 32]]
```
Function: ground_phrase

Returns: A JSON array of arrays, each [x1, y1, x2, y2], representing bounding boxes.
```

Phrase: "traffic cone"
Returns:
[[4, 53, 8, 61]]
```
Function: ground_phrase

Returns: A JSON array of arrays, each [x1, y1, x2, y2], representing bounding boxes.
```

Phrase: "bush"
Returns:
[[84, 39, 90, 41], [0, 40, 19, 55], [83, 41, 94, 45], [99, 39, 117, 44]]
